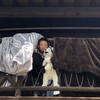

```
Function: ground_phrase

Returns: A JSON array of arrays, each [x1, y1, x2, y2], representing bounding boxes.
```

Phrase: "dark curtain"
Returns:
[[53, 37, 100, 77], [52, 37, 100, 96]]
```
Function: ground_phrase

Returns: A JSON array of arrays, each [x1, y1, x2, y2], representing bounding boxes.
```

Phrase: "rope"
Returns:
[[75, 73, 84, 87], [64, 73, 73, 86], [87, 77, 94, 87], [34, 67, 42, 86]]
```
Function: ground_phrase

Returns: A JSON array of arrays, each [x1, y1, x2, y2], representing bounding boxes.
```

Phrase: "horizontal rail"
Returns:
[[0, 96, 100, 100], [0, 86, 100, 92], [21, 86, 100, 92], [1, 27, 100, 31]]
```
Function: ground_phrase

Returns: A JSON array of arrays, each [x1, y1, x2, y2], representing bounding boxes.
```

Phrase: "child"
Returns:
[[32, 37, 49, 80], [31, 37, 49, 96], [25, 37, 59, 96]]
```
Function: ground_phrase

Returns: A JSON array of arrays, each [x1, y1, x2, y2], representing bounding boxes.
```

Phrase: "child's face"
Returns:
[[38, 40, 48, 52]]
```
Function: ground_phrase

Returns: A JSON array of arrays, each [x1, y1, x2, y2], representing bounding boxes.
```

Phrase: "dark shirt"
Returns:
[[31, 51, 44, 79]]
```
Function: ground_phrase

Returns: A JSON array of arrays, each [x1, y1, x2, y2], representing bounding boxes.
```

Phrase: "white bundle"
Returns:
[[0, 32, 43, 76]]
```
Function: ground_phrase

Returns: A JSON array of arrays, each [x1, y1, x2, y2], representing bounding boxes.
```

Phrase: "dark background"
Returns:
[[0, 18, 100, 38]]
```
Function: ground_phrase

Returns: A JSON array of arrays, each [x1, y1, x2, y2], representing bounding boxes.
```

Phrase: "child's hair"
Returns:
[[37, 37, 49, 46]]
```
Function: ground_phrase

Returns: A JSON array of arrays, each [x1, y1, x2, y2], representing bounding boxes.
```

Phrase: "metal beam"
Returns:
[[1, 27, 100, 31], [0, 7, 100, 18]]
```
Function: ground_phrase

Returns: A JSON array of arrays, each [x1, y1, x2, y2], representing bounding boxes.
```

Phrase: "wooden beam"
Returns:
[[0, 86, 100, 92], [0, 96, 100, 100], [21, 86, 100, 92], [0, 7, 100, 18], [0, 76, 7, 86]]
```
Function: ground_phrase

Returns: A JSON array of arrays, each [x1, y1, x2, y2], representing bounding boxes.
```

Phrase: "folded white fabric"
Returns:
[[0, 32, 43, 76], [13, 42, 33, 65]]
